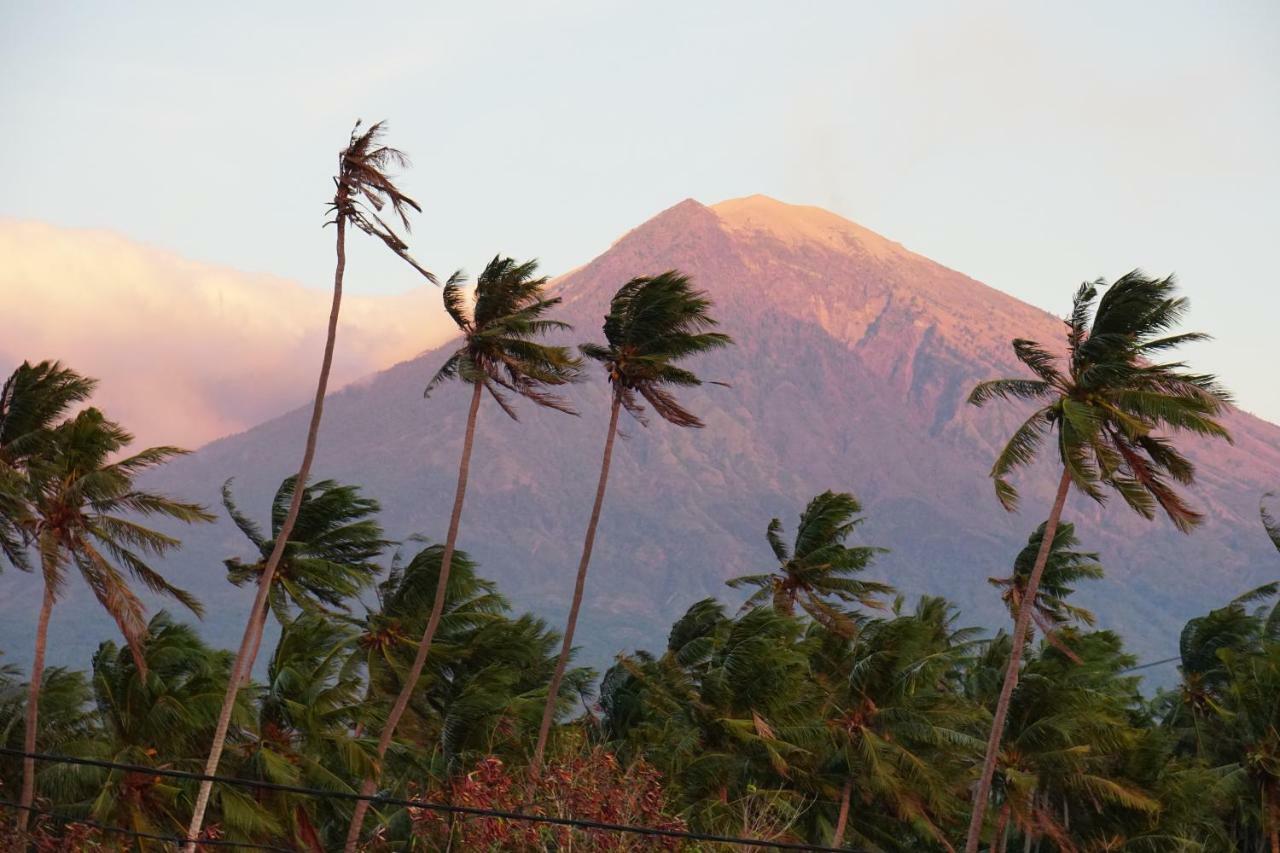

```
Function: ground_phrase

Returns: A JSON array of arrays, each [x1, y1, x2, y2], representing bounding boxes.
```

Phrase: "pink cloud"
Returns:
[[1, 219, 456, 449]]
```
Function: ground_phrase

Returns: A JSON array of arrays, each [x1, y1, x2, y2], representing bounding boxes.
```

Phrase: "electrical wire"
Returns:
[[0, 747, 857, 852]]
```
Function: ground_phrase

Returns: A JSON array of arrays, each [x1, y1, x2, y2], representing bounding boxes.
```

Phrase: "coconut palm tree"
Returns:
[[242, 615, 371, 851], [808, 600, 981, 849], [727, 490, 891, 636], [66, 614, 255, 850], [532, 270, 732, 773], [1213, 643, 1280, 852], [602, 599, 816, 822], [973, 632, 1158, 853], [0, 361, 96, 570], [13, 408, 211, 831], [187, 119, 433, 847], [988, 521, 1103, 662], [962, 271, 1232, 853], [222, 476, 389, 681], [344, 255, 580, 849]]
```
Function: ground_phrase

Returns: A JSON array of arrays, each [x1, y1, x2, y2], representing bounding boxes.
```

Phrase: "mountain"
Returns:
[[5, 195, 1278, 681]]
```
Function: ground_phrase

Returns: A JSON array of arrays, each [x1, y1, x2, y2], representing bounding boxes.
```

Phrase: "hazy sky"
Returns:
[[3, 1, 1278, 423]]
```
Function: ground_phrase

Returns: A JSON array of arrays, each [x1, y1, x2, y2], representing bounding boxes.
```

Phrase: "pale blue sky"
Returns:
[[3, 1, 1278, 421]]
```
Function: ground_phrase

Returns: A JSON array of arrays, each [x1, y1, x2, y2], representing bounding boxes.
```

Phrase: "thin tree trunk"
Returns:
[[831, 777, 853, 847], [993, 803, 1010, 853], [531, 393, 622, 774], [240, 599, 270, 687], [185, 215, 348, 850], [18, 577, 55, 833], [344, 380, 484, 851], [963, 467, 1072, 853]]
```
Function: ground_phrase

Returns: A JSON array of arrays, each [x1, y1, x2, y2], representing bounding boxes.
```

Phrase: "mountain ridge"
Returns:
[[4, 195, 1278, 681]]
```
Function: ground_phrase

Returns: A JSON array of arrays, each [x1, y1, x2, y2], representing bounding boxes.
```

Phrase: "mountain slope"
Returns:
[[7, 196, 1279, 677]]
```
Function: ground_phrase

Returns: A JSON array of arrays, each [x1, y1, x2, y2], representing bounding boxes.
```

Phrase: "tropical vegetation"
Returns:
[[3, 123, 1277, 853]]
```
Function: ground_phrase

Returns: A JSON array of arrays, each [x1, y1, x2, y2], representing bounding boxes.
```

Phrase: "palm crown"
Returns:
[[223, 476, 389, 621], [0, 361, 97, 568], [24, 409, 212, 671], [988, 521, 1102, 659], [329, 120, 435, 282], [727, 490, 891, 634], [968, 271, 1231, 530], [581, 270, 732, 427], [426, 256, 582, 418]]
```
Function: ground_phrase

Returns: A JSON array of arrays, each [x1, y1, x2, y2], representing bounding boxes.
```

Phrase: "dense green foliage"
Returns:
[[1, 469, 1278, 849]]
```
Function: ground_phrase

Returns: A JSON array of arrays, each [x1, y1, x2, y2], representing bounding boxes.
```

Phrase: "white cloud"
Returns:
[[1, 219, 456, 449]]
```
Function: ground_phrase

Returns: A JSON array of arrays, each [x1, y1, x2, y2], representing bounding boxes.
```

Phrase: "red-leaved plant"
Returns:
[[405, 749, 687, 851]]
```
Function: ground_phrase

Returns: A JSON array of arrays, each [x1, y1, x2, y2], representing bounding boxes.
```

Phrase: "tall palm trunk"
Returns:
[[345, 381, 484, 851], [18, 573, 56, 833], [831, 777, 853, 847], [963, 468, 1072, 853], [185, 215, 349, 850], [240, 599, 270, 687], [531, 393, 621, 773]]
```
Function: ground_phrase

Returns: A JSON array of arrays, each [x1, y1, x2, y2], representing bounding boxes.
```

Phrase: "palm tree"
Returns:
[[532, 270, 732, 773], [14, 408, 211, 831], [972, 632, 1158, 853], [67, 614, 252, 850], [187, 119, 433, 847], [988, 521, 1102, 662], [727, 490, 891, 636], [222, 476, 389, 682], [244, 615, 371, 851], [808, 601, 981, 849], [344, 255, 580, 849], [1214, 643, 1280, 852], [962, 271, 1232, 853], [0, 361, 96, 570], [602, 600, 816, 824]]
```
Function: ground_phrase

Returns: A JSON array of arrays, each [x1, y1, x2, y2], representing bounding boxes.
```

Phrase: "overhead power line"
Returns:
[[0, 798, 292, 851], [0, 747, 858, 852]]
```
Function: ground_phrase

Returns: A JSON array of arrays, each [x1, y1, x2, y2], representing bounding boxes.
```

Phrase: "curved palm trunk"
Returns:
[[963, 467, 1072, 853], [831, 776, 853, 847], [344, 381, 484, 851], [531, 393, 621, 774], [185, 216, 348, 850], [18, 576, 55, 833]]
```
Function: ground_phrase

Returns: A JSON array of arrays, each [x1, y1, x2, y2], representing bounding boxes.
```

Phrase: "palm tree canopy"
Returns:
[[989, 521, 1103, 634], [0, 361, 98, 569], [426, 255, 582, 419], [223, 476, 389, 618], [328, 120, 435, 282], [727, 490, 891, 633], [968, 271, 1232, 530], [580, 270, 732, 427], [22, 408, 213, 663]]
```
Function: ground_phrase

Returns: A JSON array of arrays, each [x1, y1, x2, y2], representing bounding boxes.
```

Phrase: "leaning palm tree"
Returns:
[[532, 270, 732, 773], [344, 255, 580, 850], [727, 490, 891, 636], [961, 271, 1232, 853], [222, 476, 389, 680], [187, 119, 433, 847], [988, 521, 1102, 662], [15, 408, 211, 831]]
